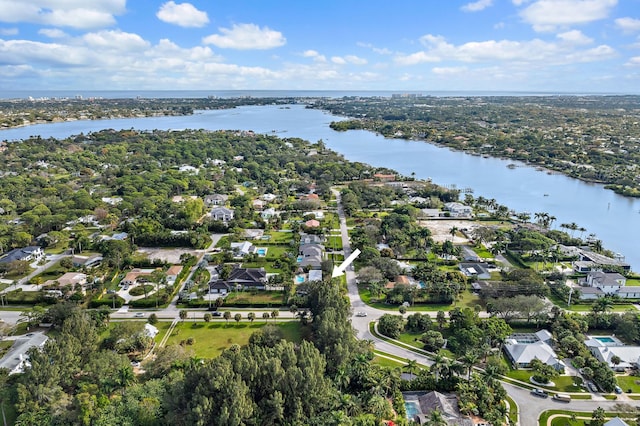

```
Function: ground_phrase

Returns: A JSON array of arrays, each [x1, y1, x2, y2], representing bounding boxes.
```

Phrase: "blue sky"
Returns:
[[0, 0, 639, 92]]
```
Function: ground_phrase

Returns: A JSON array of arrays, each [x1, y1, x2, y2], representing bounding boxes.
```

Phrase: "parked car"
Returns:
[[587, 382, 598, 393], [531, 388, 548, 398], [212, 312, 222, 317], [553, 393, 571, 402], [614, 385, 623, 394], [355, 312, 367, 317], [134, 312, 144, 318]]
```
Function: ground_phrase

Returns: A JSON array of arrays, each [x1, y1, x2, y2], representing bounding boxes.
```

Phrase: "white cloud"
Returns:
[[0, 27, 17, 36], [396, 33, 614, 66], [156, 2, 209, 28], [203, 23, 286, 50], [519, 0, 617, 32], [38, 28, 67, 38], [461, 0, 493, 12], [615, 17, 640, 34], [625, 56, 640, 66], [331, 55, 367, 65], [83, 30, 150, 52], [494, 22, 505, 29], [512, 0, 529, 5], [302, 50, 326, 62], [557, 30, 593, 45], [0, 0, 126, 29], [432, 66, 468, 75]]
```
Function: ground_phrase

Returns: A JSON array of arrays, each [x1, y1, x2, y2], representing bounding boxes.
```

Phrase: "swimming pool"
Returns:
[[596, 337, 615, 343], [295, 275, 305, 284], [296, 255, 303, 263], [405, 401, 420, 419], [256, 247, 268, 256]]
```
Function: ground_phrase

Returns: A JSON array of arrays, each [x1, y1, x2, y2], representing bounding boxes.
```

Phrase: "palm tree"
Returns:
[[178, 310, 187, 322], [449, 226, 458, 242], [262, 312, 270, 322], [223, 310, 232, 324], [426, 409, 447, 426], [247, 312, 256, 323], [271, 310, 279, 321], [431, 351, 447, 381], [404, 359, 419, 380], [459, 352, 479, 379]]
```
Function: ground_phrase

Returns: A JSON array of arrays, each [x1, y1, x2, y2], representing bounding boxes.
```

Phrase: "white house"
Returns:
[[503, 331, 565, 371], [577, 271, 637, 300], [204, 194, 229, 206], [230, 241, 256, 257], [210, 207, 234, 223], [585, 336, 640, 371], [443, 202, 473, 218], [260, 208, 278, 220]]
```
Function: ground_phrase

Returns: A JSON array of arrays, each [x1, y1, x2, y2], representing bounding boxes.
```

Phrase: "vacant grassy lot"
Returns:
[[223, 291, 285, 306], [161, 321, 304, 358]]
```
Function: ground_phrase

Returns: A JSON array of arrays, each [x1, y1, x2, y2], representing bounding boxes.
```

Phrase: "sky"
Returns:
[[0, 0, 639, 93]]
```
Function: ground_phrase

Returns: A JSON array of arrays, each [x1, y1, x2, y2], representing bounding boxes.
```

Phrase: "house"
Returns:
[[420, 208, 441, 218], [121, 269, 153, 287], [209, 280, 232, 294], [260, 208, 278, 220], [230, 241, 256, 257], [458, 262, 491, 280], [299, 244, 324, 270], [0, 332, 48, 375], [572, 249, 631, 273], [226, 267, 268, 290], [404, 391, 473, 426], [210, 207, 234, 223], [304, 219, 320, 228], [178, 165, 199, 174], [460, 246, 481, 262], [300, 233, 324, 246], [44, 272, 87, 289], [0, 246, 44, 265], [204, 194, 229, 206], [503, 331, 565, 371], [585, 336, 640, 371], [577, 271, 637, 300], [261, 193, 277, 202], [72, 254, 103, 268], [144, 323, 159, 339], [604, 418, 630, 426], [166, 265, 183, 284], [244, 229, 265, 240], [252, 199, 265, 210], [101, 196, 122, 205], [443, 202, 473, 218], [308, 270, 323, 282]]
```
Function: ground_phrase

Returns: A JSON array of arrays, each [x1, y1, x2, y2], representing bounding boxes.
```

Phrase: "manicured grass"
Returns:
[[505, 396, 518, 425], [372, 355, 406, 368], [547, 292, 635, 313], [326, 236, 343, 250], [473, 247, 493, 259], [625, 278, 640, 286], [616, 375, 640, 393], [36, 261, 71, 281], [263, 231, 294, 244], [163, 321, 304, 358], [358, 284, 480, 312], [223, 291, 285, 306], [0, 340, 14, 358], [397, 331, 425, 349]]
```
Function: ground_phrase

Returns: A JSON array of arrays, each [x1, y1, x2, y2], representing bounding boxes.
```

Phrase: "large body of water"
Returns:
[[2, 104, 639, 270]]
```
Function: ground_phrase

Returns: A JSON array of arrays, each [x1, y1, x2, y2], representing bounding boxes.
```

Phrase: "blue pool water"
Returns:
[[296, 255, 303, 263], [257, 248, 267, 256], [595, 337, 615, 343], [418, 281, 426, 289], [295, 275, 305, 284], [405, 401, 420, 419]]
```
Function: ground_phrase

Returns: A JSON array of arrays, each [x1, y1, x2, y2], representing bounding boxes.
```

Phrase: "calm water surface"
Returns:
[[2, 105, 639, 270]]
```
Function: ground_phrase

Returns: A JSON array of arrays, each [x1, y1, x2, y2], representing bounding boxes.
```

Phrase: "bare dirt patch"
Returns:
[[136, 248, 198, 264], [418, 219, 480, 244]]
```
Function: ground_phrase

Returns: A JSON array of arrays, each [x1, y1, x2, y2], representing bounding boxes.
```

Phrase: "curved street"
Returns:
[[332, 188, 640, 426]]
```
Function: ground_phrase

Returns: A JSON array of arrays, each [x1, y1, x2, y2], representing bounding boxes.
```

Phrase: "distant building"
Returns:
[[210, 207, 234, 223], [443, 202, 473, 218]]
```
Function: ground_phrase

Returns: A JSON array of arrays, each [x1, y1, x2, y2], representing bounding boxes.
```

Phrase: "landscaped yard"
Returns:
[[160, 321, 304, 358], [358, 284, 481, 312]]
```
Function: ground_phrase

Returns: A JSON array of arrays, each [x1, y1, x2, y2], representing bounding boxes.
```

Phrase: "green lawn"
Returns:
[[547, 292, 636, 313], [0, 340, 14, 358], [162, 321, 304, 358], [358, 284, 480, 312], [35, 261, 69, 282], [616, 375, 640, 393], [372, 355, 406, 369], [223, 291, 285, 306], [626, 278, 640, 286], [326, 236, 343, 250], [263, 231, 294, 244]]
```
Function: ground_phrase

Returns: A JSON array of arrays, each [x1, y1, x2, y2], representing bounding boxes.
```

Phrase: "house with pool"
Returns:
[[503, 330, 565, 371], [585, 335, 640, 371], [575, 271, 640, 300]]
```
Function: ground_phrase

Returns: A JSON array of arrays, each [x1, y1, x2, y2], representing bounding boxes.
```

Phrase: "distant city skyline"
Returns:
[[0, 0, 638, 93]]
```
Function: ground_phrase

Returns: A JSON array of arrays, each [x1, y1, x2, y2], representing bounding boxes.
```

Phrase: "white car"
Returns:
[[134, 312, 145, 318], [355, 312, 367, 317]]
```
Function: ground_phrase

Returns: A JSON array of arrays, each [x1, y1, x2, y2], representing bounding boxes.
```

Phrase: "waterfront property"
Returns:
[[575, 270, 640, 300]]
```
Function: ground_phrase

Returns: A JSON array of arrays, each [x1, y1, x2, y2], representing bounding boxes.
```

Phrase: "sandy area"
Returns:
[[136, 247, 199, 264], [418, 219, 480, 244]]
